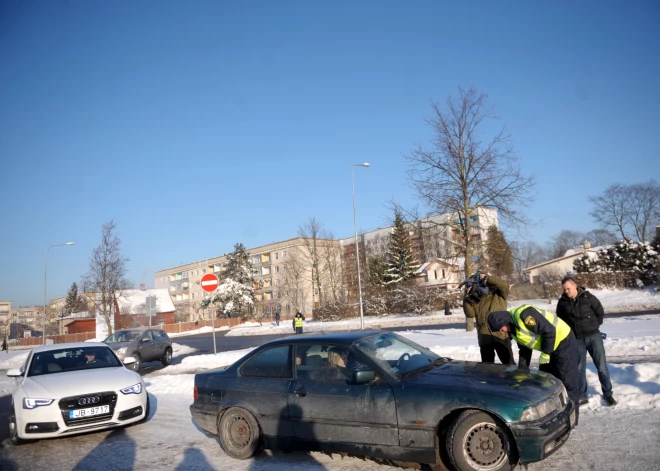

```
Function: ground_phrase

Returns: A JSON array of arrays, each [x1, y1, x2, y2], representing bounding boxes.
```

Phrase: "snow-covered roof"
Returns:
[[115, 288, 175, 315], [58, 312, 95, 321], [524, 247, 601, 272]]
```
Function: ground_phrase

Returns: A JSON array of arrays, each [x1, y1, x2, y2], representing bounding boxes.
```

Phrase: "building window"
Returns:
[[274, 266, 279, 273], [274, 252, 279, 260], [471, 234, 481, 242], [264, 292, 272, 301], [282, 251, 286, 257], [469, 215, 479, 223]]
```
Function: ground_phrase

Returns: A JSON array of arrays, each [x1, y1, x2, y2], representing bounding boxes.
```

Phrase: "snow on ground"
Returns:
[[2, 287, 660, 470]]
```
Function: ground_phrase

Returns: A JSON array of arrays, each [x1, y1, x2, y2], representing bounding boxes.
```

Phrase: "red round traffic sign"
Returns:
[[200, 273, 219, 292]]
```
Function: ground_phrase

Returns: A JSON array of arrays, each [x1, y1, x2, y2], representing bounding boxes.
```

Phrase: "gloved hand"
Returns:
[[539, 353, 550, 365]]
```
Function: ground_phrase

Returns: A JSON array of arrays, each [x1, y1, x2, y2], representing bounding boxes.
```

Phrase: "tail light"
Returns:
[[194, 386, 198, 401]]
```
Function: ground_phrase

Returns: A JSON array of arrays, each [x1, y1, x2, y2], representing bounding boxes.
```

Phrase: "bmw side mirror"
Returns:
[[354, 370, 375, 384]]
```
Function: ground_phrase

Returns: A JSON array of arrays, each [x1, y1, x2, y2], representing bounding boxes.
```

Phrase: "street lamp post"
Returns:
[[44, 242, 74, 345], [351, 163, 370, 329]]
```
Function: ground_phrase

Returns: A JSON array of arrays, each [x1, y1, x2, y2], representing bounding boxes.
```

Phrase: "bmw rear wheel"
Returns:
[[218, 407, 261, 459], [447, 410, 517, 471]]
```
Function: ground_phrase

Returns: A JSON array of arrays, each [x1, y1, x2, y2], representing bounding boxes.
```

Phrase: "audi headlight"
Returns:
[[120, 383, 142, 395], [23, 398, 54, 409], [520, 393, 563, 422], [116, 347, 127, 356]]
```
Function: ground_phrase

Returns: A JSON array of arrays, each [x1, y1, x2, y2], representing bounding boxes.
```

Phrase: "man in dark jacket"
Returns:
[[557, 276, 616, 406], [463, 272, 515, 364]]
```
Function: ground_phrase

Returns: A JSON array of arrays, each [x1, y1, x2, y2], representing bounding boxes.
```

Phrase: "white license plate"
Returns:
[[69, 405, 110, 419]]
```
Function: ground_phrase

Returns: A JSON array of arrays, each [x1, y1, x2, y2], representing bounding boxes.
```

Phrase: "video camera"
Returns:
[[458, 271, 489, 305]]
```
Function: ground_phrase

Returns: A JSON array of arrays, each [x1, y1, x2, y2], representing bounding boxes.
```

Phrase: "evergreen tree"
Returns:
[[384, 212, 418, 285], [485, 226, 513, 277], [202, 243, 255, 317], [221, 243, 253, 285], [573, 254, 594, 273], [368, 255, 387, 286], [64, 282, 79, 315]]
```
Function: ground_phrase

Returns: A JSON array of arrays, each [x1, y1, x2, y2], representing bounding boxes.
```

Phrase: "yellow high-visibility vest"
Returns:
[[510, 304, 571, 352]]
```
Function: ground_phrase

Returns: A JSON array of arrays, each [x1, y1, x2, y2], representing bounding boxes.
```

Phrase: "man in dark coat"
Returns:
[[463, 272, 515, 364], [557, 276, 616, 406], [275, 311, 280, 326]]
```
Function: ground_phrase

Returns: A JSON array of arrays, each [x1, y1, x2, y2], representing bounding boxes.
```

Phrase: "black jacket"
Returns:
[[556, 287, 604, 339]]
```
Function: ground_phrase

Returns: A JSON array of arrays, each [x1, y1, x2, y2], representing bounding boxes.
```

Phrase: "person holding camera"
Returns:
[[462, 271, 515, 364]]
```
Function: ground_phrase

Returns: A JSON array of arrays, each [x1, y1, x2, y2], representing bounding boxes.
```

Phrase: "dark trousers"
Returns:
[[576, 332, 613, 399], [295, 327, 303, 334], [480, 339, 515, 365], [539, 332, 580, 424]]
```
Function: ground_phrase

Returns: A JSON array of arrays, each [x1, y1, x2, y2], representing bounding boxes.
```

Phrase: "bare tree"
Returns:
[[298, 218, 325, 305], [589, 184, 632, 239], [318, 230, 343, 304], [404, 87, 535, 278], [510, 240, 547, 282], [82, 220, 132, 336], [548, 230, 586, 259], [628, 180, 660, 242], [584, 229, 618, 247], [279, 249, 307, 313]]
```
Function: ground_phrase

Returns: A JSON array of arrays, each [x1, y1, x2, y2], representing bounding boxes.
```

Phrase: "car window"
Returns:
[[27, 346, 122, 376], [141, 331, 154, 341], [355, 333, 440, 379], [295, 344, 353, 382], [21, 352, 33, 373], [240, 346, 291, 378], [105, 333, 118, 343], [152, 330, 163, 339]]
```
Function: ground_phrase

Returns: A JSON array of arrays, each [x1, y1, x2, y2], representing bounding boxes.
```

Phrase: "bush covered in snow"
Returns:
[[574, 237, 658, 286]]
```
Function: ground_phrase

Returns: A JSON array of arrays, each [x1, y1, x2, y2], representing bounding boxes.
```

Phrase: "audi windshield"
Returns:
[[27, 346, 123, 376]]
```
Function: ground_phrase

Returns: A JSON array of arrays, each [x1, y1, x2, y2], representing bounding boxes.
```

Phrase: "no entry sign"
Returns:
[[200, 273, 219, 292]]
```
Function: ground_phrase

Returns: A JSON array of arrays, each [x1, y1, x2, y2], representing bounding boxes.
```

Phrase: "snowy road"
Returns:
[[0, 393, 658, 471], [1, 294, 659, 471]]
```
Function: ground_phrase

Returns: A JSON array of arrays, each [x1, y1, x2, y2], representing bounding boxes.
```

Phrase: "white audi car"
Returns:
[[6, 342, 149, 444]]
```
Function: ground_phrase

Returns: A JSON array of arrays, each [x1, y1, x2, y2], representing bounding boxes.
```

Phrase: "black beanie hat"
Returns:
[[488, 311, 513, 332]]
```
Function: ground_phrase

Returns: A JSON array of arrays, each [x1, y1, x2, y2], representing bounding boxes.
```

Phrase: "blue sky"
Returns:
[[1, 0, 658, 307]]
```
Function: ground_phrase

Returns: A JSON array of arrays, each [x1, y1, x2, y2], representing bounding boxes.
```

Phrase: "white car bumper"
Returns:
[[15, 390, 148, 440]]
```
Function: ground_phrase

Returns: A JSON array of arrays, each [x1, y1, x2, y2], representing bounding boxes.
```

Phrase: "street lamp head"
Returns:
[[363, 162, 370, 167], [65, 242, 75, 246]]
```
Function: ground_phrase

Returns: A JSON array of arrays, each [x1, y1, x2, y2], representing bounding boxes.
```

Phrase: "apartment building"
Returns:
[[339, 208, 499, 301], [154, 237, 338, 321], [0, 301, 10, 339]]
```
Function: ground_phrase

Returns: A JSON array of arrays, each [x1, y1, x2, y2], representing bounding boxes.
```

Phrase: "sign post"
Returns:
[[146, 296, 157, 327], [201, 274, 219, 354]]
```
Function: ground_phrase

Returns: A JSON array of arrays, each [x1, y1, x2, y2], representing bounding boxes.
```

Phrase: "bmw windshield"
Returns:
[[354, 332, 448, 380]]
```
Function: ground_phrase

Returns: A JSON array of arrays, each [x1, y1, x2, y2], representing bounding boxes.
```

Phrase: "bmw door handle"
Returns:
[[292, 389, 307, 397]]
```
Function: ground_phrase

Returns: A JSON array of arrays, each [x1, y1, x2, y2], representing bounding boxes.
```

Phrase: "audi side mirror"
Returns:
[[7, 368, 23, 378], [123, 356, 136, 366]]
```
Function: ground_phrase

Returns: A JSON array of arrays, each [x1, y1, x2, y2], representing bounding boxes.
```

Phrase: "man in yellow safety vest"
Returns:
[[488, 305, 580, 421]]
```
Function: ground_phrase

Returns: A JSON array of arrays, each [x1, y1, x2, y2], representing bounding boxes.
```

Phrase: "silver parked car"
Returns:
[[104, 328, 172, 370]]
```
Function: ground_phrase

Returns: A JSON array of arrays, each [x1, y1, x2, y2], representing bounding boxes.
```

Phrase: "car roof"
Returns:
[[31, 342, 110, 353], [262, 330, 384, 347]]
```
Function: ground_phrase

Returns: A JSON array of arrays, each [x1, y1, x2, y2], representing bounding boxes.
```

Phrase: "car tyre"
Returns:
[[132, 353, 142, 371], [161, 347, 172, 366], [139, 395, 151, 423], [9, 406, 29, 446], [447, 410, 517, 471], [218, 407, 261, 459]]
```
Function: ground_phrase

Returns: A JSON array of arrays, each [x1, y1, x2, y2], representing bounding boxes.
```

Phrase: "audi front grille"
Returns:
[[58, 391, 117, 426]]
